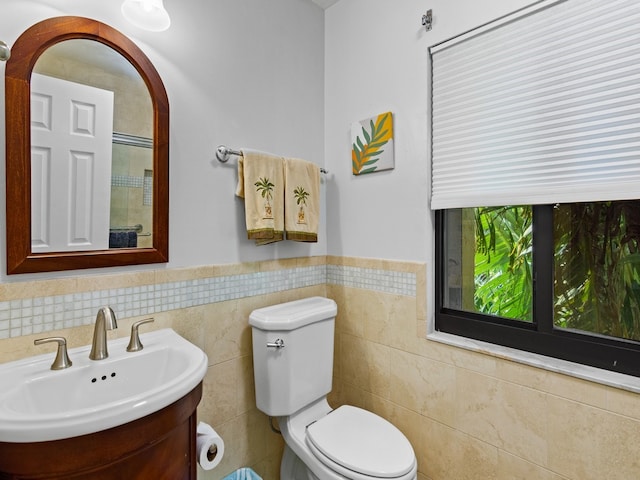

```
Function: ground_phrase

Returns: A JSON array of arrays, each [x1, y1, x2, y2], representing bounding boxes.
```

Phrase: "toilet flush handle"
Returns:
[[266, 339, 285, 349]]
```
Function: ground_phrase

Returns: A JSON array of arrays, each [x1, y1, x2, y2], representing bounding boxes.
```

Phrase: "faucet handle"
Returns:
[[127, 318, 155, 352], [34, 337, 73, 370]]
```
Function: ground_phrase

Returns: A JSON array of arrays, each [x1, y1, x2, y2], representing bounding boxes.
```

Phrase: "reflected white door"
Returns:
[[30, 73, 114, 252]]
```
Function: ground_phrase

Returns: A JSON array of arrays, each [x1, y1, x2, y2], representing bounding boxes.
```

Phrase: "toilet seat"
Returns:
[[305, 405, 416, 479]]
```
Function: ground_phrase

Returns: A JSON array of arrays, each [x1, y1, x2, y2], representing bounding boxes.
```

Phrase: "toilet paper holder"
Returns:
[[206, 444, 218, 461], [196, 422, 225, 470]]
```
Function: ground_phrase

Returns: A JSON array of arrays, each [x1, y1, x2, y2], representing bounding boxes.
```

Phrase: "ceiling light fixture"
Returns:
[[121, 0, 171, 32]]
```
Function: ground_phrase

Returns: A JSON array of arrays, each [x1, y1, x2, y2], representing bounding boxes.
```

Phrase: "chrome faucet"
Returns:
[[89, 307, 118, 360]]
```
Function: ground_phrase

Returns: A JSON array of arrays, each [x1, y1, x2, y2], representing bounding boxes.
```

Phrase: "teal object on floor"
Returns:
[[222, 467, 262, 480]]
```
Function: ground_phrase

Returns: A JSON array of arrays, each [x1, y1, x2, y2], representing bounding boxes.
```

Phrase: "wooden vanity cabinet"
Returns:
[[0, 383, 202, 479]]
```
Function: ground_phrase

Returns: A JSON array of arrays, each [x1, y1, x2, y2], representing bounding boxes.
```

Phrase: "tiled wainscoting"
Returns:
[[0, 256, 420, 479], [1, 256, 639, 480], [328, 261, 640, 480]]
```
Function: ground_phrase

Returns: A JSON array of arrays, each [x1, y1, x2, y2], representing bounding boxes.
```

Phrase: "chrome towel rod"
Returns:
[[216, 145, 328, 174], [110, 224, 151, 237], [110, 224, 144, 233]]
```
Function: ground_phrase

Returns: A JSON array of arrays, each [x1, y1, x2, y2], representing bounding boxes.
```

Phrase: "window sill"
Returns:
[[427, 330, 640, 394]]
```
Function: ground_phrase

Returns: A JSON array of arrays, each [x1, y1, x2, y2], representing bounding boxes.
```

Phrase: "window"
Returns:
[[436, 202, 640, 376], [431, 0, 640, 376]]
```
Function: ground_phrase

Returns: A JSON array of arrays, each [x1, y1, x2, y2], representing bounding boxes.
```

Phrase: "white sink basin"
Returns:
[[0, 328, 208, 442]]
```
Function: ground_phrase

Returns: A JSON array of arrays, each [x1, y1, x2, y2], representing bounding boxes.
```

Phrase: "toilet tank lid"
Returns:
[[249, 297, 337, 331]]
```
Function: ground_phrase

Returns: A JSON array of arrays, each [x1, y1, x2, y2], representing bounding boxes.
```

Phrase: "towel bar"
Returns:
[[216, 145, 328, 174], [109, 224, 151, 237], [110, 224, 144, 233]]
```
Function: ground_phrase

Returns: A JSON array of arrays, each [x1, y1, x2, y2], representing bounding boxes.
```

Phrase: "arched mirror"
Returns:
[[5, 16, 169, 274]]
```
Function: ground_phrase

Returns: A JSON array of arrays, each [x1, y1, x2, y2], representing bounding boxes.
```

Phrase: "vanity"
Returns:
[[0, 329, 208, 480], [0, 384, 202, 479]]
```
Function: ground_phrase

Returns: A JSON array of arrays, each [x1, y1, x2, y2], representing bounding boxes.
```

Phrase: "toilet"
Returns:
[[249, 296, 417, 480]]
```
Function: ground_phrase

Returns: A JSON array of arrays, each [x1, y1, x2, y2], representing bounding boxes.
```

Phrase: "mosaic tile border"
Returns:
[[0, 264, 416, 339], [112, 175, 144, 188], [327, 265, 416, 296]]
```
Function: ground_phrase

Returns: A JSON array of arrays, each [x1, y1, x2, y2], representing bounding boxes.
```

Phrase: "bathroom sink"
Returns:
[[0, 328, 208, 442]]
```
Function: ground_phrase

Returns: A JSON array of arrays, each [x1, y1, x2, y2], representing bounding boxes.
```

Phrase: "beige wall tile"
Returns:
[[543, 371, 609, 410], [547, 396, 640, 479], [231, 409, 269, 469], [296, 255, 327, 267], [367, 394, 424, 464], [0, 277, 78, 300], [421, 416, 498, 480], [496, 359, 550, 391], [258, 258, 299, 272], [606, 387, 640, 421], [200, 359, 238, 426], [359, 291, 418, 353], [338, 380, 372, 410], [237, 354, 256, 416], [387, 294, 420, 353], [203, 300, 247, 366], [361, 290, 395, 342], [328, 285, 366, 339], [497, 450, 567, 480], [211, 262, 261, 276], [279, 285, 326, 303], [154, 265, 214, 284], [340, 333, 390, 398], [79, 271, 156, 292], [168, 305, 206, 351], [412, 335, 499, 379], [251, 454, 282, 480], [455, 369, 548, 466], [388, 348, 456, 426]]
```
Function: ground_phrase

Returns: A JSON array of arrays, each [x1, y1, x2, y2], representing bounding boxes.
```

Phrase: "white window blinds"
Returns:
[[430, 0, 640, 210]]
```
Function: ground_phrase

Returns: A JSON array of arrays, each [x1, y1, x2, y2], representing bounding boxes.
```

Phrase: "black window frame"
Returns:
[[435, 204, 640, 378]]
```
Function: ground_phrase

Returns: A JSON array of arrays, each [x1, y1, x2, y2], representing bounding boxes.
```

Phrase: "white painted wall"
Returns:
[[324, 0, 536, 264], [0, 0, 548, 283], [0, 0, 326, 281]]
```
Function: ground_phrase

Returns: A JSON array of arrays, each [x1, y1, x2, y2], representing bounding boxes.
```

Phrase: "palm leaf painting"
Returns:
[[351, 112, 394, 175]]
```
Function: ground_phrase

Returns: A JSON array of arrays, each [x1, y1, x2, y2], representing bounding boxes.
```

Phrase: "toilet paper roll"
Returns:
[[196, 422, 225, 470]]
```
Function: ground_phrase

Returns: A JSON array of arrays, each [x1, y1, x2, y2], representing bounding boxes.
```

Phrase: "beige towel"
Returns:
[[284, 158, 320, 242], [236, 150, 284, 244]]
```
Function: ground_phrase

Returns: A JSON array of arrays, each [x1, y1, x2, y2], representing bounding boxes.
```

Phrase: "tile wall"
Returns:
[[328, 257, 640, 480], [0, 256, 639, 479]]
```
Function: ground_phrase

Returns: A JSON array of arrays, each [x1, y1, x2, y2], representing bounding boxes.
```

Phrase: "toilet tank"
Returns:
[[249, 297, 337, 416]]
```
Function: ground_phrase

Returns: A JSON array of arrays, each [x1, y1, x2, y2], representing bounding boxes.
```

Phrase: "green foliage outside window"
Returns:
[[472, 201, 640, 341], [554, 202, 640, 341], [474, 206, 533, 322]]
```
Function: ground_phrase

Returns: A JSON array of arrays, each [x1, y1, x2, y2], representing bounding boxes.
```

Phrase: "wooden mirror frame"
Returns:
[[5, 16, 169, 274]]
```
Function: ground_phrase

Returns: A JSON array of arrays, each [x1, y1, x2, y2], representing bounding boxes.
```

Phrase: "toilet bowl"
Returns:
[[280, 399, 417, 480], [249, 297, 418, 480]]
